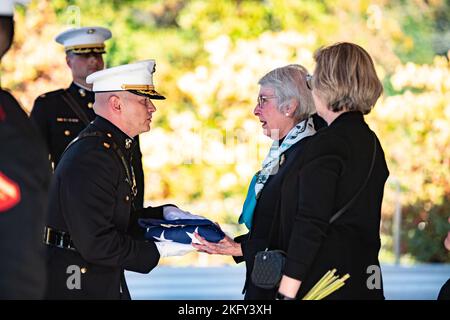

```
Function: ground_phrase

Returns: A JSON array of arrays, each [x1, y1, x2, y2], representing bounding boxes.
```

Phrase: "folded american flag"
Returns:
[[138, 218, 225, 244]]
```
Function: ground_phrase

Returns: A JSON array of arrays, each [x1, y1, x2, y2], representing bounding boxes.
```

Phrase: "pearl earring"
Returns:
[[285, 113, 289, 116]]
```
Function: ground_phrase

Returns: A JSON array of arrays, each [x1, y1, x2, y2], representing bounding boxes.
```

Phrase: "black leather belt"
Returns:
[[43, 226, 77, 251]]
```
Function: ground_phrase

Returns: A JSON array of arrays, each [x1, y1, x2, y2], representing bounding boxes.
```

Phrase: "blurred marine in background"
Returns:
[[0, 0, 51, 299]]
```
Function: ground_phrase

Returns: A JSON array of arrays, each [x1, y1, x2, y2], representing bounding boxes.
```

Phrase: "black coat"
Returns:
[[45, 116, 164, 299], [30, 82, 145, 209], [279, 111, 389, 300], [0, 89, 51, 299], [234, 114, 327, 300], [438, 278, 450, 300]]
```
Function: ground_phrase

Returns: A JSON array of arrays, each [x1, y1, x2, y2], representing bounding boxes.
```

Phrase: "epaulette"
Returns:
[[37, 89, 65, 100]]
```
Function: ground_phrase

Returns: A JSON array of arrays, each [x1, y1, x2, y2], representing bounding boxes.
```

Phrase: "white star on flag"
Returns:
[[186, 227, 202, 244], [153, 230, 173, 242]]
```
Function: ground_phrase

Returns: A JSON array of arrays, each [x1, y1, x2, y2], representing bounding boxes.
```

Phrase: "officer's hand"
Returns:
[[163, 205, 205, 221], [155, 241, 194, 257]]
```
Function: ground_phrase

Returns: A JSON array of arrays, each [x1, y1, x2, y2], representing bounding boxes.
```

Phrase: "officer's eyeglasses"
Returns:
[[257, 95, 277, 107], [306, 74, 313, 91], [141, 98, 153, 107]]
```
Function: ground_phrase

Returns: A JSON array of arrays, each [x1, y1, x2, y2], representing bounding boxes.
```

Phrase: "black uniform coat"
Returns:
[[279, 111, 389, 300], [0, 89, 51, 299], [234, 115, 327, 300], [45, 116, 164, 299], [30, 82, 145, 209]]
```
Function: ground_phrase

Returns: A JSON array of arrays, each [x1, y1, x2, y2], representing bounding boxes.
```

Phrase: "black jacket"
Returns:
[[279, 111, 389, 300], [0, 89, 51, 299], [234, 114, 327, 300], [45, 116, 164, 299], [438, 278, 450, 300], [30, 82, 145, 209]]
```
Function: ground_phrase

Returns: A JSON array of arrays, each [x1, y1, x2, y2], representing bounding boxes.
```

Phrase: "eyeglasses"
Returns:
[[257, 95, 277, 107], [139, 97, 152, 107], [306, 74, 313, 90]]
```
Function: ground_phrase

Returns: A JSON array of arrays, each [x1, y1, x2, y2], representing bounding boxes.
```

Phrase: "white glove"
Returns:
[[155, 241, 195, 257], [163, 205, 205, 221]]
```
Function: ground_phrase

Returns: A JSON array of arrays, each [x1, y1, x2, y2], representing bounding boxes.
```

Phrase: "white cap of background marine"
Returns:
[[55, 26, 112, 54]]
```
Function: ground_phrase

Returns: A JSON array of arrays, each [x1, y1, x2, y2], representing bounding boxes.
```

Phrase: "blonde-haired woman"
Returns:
[[276, 42, 389, 300]]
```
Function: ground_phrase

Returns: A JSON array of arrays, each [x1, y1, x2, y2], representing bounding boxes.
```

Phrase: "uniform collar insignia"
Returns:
[[78, 88, 86, 97], [125, 138, 133, 149]]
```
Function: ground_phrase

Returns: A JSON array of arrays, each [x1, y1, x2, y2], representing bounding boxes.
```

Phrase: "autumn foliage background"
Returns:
[[2, 0, 449, 265]]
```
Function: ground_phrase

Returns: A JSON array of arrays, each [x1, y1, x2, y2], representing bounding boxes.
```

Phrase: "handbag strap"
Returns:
[[328, 132, 377, 223], [61, 90, 91, 126]]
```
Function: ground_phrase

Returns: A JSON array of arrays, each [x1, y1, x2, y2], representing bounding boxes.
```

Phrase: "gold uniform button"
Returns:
[[103, 142, 110, 149], [64, 130, 71, 136], [81, 267, 87, 274], [88, 102, 93, 109], [106, 133, 112, 138], [125, 195, 130, 202]]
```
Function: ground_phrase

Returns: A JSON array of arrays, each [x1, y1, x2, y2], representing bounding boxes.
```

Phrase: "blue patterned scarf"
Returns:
[[239, 117, 316, 229]]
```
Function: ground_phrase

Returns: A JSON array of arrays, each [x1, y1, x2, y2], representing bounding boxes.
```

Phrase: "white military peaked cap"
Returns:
[[0, 0, 29, 16], [55, 26, 111, 54], [86, 60, 165, 100]]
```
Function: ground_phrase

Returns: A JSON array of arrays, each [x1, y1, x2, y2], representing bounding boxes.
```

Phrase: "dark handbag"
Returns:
[[251, 249, 286, 289], [250, 133, 377, 290]]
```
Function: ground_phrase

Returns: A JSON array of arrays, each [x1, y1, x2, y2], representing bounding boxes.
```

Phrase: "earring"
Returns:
[[285, 113, 289, 116]]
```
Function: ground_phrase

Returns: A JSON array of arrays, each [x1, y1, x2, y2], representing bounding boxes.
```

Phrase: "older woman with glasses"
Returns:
[[194, 64, 326, 299], [273, 42, 389, 300]]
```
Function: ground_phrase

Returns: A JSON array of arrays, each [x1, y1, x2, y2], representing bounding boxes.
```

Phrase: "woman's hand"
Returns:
[[193, 231, 243, 257], [278, 275, 302, 299]]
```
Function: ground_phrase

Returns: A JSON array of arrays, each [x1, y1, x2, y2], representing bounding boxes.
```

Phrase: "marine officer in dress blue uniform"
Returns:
[[44, 60, 195, 299], [30, 26, 146, 210]]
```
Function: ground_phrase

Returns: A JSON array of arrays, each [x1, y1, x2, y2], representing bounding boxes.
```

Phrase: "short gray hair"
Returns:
[[258, 64, 315, 122]]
